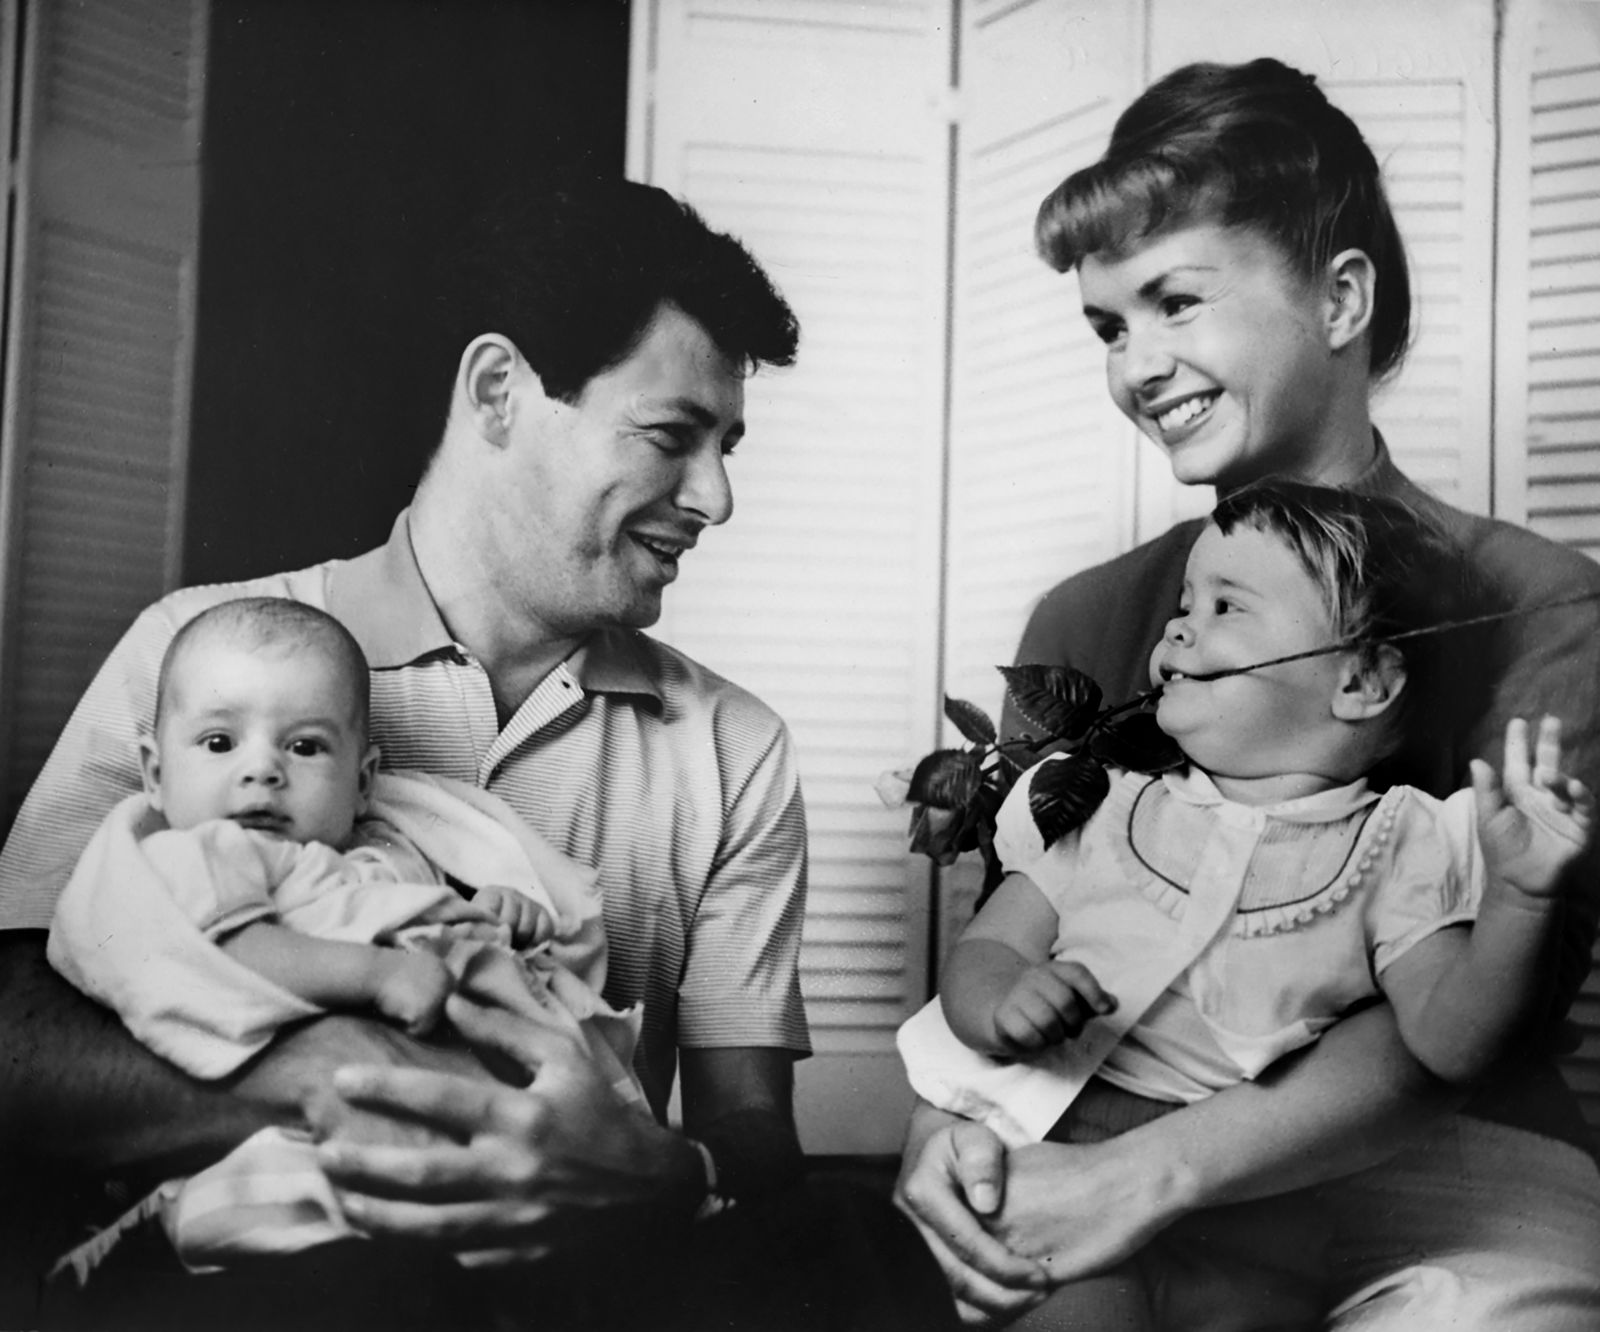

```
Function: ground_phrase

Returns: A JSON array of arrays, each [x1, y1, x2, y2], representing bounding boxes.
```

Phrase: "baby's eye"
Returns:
[[1213, 597, 1236, 615], [201, 734, 232, 753], [287, 737, 327, 757]]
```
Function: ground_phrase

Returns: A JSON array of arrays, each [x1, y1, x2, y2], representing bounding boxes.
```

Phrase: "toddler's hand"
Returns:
[[372, 952, 454, 1036], [475, 886, 554, 948], [992, 961, 1116, 1055], [1472, 716, 1594, 901]]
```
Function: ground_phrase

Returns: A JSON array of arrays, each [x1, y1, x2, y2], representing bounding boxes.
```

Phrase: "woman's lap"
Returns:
[[1048, 1090, 1600, 1330], [1316, 1115, 1600, 1330]]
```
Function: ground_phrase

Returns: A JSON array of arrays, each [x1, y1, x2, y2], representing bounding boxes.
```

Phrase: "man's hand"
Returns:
[[235, 1013, 491, 1152], [991, 961, 1115, 1055], [892, 1102, 1050, 1324], [1473, 715, 1594, 900], [313, 988, 696, 1264]]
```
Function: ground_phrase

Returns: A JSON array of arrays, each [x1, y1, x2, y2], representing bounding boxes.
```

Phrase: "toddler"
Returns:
[[49, 597, 643, 1274], [898, 481, 1592, 1329]]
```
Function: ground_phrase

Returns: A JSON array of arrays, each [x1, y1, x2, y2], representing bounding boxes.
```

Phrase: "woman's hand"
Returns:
[[893, 1102, 1051, 1324], [988, 1136, 1185, 1283], [311, 989, 697, 1265]]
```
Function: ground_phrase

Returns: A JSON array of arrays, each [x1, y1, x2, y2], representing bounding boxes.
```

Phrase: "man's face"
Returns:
[[142, 638, 376, 847], [495, 303, 746, 637]]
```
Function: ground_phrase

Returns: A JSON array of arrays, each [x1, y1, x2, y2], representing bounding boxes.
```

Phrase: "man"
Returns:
[[0, 179, 954, 1331]]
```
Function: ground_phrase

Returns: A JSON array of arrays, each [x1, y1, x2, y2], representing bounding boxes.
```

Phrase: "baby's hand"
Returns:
[[1472, 716, 1594, 901], [992, 960, 1116, 1055], [372, 951, 454, 1036], [475, 886, 554, 948]]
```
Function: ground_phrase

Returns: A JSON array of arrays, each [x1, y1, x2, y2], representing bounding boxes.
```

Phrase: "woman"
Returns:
[[895, 58, 1600, 1329]]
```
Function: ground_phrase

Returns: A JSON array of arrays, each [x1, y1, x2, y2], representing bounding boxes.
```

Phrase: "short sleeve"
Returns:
[[1369, 788, 1483, 977]]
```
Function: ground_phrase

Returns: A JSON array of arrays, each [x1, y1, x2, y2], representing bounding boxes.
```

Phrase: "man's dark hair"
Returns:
[[1035, 58, 1412, 382], [436, 177, 799, 403]]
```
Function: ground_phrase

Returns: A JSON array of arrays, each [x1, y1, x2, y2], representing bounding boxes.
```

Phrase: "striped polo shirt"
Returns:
[[0, 511, 811, 1118]]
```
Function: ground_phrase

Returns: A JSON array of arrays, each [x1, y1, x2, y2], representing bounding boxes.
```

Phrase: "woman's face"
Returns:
[[1077, 221, 1359, 492]]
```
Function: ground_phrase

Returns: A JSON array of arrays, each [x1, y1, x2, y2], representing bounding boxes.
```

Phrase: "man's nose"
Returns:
[[677, 444, 734, 527]]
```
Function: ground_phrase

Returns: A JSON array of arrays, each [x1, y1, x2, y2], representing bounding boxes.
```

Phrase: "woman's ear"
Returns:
[[456, 334, 522, 447], [1331, 645, 1406, 722], [1325, 248, 1376, 353]]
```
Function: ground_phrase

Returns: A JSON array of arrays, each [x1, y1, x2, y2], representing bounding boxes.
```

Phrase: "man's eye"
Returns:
[[647, 426, 691, 454], [201, 735, 232, 753], [1161, 294, 1199, 318], [288, 738, 326, 757]]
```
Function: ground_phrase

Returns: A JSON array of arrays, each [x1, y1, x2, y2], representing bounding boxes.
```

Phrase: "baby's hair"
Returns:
[[1035, 58, 1412, 381], [156, 598, 371, 740], [1210, 479, 1487, 768]]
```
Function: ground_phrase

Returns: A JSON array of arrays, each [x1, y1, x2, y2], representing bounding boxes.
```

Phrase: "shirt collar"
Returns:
[[328, 510, 665, 706], [1162, 764, 1377, 822], [327, 511, 455, 668]]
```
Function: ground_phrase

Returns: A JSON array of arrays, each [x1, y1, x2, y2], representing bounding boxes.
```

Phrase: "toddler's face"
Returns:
[[141, 638, 376, 847], [1148, 523, 1349, 779]]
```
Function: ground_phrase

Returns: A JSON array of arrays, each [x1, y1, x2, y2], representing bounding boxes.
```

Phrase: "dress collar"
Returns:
[[1161, 765, 1378, 823]]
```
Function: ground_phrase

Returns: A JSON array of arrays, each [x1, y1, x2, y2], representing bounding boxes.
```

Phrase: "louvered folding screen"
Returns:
[[638, 0, 1600, 1152], [1504, 0, 1600, 1134], [632, 0, 948, 1151], [0, 0, 206, 825]]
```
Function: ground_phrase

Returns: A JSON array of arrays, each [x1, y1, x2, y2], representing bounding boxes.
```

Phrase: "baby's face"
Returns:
[[1148, 523, 1349, 779], [142, 638, 376, 846]]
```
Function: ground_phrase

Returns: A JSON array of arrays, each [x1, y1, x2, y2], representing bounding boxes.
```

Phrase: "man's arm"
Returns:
[[0, 931, 488, 1187]]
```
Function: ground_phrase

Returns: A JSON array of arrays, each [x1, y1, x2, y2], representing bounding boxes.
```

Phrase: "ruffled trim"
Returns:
[[1106, 780, 1405, 938]]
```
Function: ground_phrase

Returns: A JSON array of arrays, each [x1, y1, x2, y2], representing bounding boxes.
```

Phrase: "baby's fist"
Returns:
[[373, 951, 453, 1036], [476, 886, 554, 948], [992, 960, 1116, 1054]]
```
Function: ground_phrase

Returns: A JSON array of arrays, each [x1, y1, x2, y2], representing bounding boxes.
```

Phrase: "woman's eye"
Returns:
[[1090, 320, 1125, 348], [201, 735, 232, 753]]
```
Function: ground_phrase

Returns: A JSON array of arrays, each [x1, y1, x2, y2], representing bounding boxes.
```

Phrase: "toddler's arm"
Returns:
[[1383, 716, 1593, 1084], [221, 923, 453, 1037], [473, 885, 554, 948], [940, 871, 1116, 1058]]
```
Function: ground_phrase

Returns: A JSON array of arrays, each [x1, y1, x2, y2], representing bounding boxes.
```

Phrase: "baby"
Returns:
[[899, 480, 1592, 1329], [49, 597, 643, 1275]]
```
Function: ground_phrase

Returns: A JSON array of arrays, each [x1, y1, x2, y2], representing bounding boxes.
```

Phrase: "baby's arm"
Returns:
[[940, 871, 1116, 1058], [221, 924, 453, 1037], [1383, 716, 1593, 1084], [472, 885, 553, 948]]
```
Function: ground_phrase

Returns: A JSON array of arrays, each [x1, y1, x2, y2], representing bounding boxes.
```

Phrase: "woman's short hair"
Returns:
[[435, 177, 799, 404], [1210, 479, 1487, 773], [1035, 58, 1412, 381]]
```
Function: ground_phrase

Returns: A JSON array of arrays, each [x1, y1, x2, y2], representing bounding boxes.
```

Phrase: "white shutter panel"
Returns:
[[1149, 0, 1498, 514], [945, 0, 1143, 729], [632, 0, 949, 1152], [0, 0, 206, 821], [1498, 0, 1600, 1134]]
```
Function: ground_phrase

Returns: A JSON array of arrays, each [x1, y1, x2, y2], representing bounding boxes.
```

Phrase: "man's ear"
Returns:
[[138, 735, 164, 809], [1325, 248, 1376, 354], [1331, 645, 1405, 722], [457, 334, 523, 447], [355, 744, 380, 816]]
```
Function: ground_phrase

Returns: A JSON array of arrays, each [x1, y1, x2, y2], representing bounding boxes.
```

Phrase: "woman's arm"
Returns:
[[988, 1002, 1463, 1275]]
